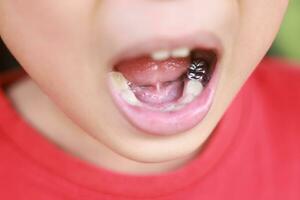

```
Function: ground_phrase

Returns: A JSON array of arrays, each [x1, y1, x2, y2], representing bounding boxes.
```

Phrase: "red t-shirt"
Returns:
[[0, 58, 299, 200]]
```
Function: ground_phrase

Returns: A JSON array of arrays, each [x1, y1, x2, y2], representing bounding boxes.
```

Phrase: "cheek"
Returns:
[[0, 1, 117, 116], [0, 0, 111, 120], [232, 0, 289, 74], [0, 0, 99, 77], [215, 0, 288, 93]]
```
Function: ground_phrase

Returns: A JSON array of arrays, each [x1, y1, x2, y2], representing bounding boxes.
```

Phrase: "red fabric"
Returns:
[[0, 68, 26, 87], [0, 58, 299, 200]]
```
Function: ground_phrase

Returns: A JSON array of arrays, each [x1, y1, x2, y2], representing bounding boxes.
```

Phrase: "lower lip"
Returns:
[[107, 66, 220, 136]]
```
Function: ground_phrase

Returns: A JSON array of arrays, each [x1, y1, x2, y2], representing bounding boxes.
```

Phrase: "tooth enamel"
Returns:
[[109, 72, 131, 91], [171, 47, 190, 58], [120, 89, 141, 106], [110, 72, 204, 111], [181, 80, 203, 104], [162, 80, 203, 112], [185, 80, 203, 96], [151, 50, 171, 61], [109, 72, 141, 106]]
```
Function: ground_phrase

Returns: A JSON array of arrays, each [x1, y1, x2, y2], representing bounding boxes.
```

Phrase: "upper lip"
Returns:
[[108, 30, 223, 69]]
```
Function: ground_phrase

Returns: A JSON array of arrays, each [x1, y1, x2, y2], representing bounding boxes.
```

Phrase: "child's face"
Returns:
[[0, 0, 288, 163]]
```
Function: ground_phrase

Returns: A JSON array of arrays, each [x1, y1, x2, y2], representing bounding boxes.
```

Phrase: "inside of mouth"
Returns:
[[114, 49, 217, 107]]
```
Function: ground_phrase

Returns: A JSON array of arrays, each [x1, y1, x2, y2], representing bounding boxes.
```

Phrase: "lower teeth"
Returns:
[[109, 72, 204, 111], [109, 72, 141, 106], [110, 49, 214, 111], [187, 59, 210, 85], [162, 80, 203, 112]]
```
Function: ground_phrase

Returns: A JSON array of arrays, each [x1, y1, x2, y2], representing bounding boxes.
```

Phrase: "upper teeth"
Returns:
[[151, 47, 190, 61], [151, 50, 170, 61], [171, 48, 190, 58]]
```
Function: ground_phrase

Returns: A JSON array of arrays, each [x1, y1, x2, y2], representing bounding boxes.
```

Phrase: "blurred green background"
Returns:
[[269, 0, 300, 62]]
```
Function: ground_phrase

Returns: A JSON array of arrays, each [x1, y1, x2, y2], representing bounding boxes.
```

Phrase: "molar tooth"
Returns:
[[181, 94, 195, 104], [109, 72, 141, 106], [162, 80, 203, 112], [151, 50, 171, 61], [120, 89, 141, 106], [181, 80, 203, 104], [184, 80, 203, 96], [109, 72, 130, 91], [171, 47, 190, 58]]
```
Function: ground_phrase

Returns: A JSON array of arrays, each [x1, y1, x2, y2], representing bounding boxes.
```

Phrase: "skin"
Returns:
[[0, 0, 288, 174]]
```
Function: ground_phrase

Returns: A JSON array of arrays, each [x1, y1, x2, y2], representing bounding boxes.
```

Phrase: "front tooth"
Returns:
[[151, 50, 171, 61], [171, 47, 190, 58], [181, 80, 203, 104], [109, 72, 141, 106]]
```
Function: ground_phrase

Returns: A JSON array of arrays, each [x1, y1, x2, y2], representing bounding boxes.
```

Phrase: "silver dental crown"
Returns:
[[187, 60, 210, 84]]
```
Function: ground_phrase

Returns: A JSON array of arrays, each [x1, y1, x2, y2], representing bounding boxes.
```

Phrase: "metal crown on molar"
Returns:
[[187, 60, 210, 84]]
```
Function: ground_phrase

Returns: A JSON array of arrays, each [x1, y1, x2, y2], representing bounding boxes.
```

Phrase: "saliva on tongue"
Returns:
[[115, 56, 190, 107]]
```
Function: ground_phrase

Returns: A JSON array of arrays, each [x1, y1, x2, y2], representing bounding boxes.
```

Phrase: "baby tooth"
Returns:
[[109, 72, 141, 106], [163, 80, 204, 112], [151, 50, 171, 61], [181, 80, 203, 104], [184, 80, 203, 96], [171, 47, 190, 58], [121, 89, 141, 106], [109, 72, 130, 91], [151, 47, 190, 61]]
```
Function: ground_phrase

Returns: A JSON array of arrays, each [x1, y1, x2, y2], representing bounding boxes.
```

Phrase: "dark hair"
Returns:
[[0, 37, 20, 72]]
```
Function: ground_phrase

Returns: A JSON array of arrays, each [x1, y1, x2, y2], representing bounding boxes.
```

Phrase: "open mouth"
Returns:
[[108, 36, 221, 136]]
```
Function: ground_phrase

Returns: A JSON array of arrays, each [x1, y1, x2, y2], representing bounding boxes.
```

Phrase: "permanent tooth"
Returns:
[[171, 47, 190, 58], [109, 72, 141, 106], [151, 50, 171, 61]]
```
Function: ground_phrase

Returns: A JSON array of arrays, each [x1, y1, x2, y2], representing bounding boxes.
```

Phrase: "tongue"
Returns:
[[115, 56, 189, 105], [130, 80, 184, 106]]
